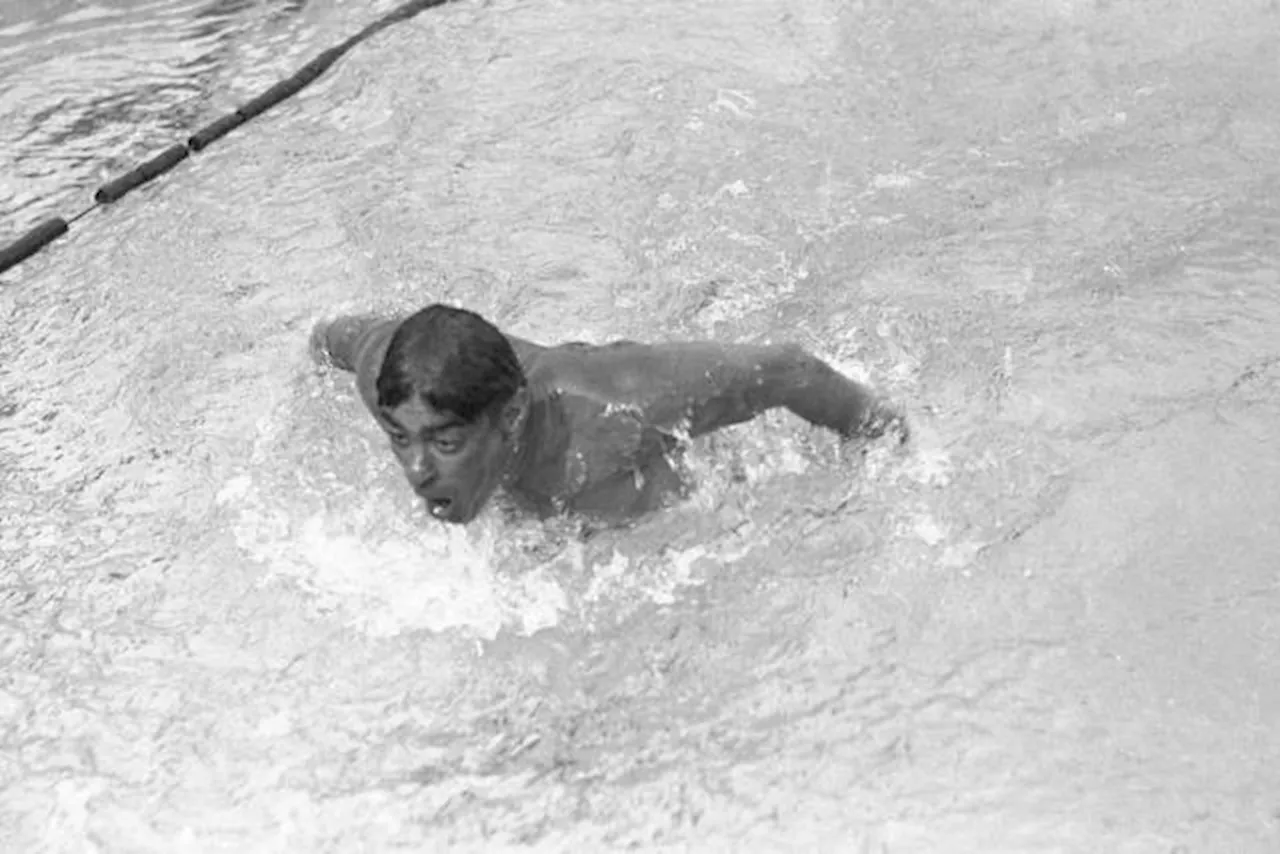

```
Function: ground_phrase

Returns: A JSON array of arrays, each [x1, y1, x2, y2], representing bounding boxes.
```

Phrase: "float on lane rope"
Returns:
[[0, 0, 454, 276]]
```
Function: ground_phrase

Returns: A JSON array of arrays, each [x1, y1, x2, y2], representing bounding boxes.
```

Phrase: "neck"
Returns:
[[503, 381, 571, 502]]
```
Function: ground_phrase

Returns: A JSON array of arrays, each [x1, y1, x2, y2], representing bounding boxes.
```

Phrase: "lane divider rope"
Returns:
[[0, 0, 454, 276]]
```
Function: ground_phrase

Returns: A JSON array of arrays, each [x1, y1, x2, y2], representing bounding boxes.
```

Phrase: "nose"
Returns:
[[403, 446, 438, 489]]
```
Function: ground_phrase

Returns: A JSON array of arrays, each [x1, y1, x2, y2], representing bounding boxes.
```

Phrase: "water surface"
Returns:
[[0, 0, 382, 232], [2, 0, 1280, 851]]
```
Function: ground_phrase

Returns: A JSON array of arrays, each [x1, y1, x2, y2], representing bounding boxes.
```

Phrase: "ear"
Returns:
[[497, 386, 530, 438]]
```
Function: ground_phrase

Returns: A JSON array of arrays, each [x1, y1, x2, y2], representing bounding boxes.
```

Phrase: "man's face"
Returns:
[[377, 395, 515, 524]]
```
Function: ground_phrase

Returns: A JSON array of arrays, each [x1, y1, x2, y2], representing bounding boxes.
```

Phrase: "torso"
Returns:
[[516, 343, 688, 522], [352, 321, 689, 521]]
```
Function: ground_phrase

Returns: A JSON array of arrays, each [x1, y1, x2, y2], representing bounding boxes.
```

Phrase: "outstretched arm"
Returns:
[[310, 314, 409, 418], [580, 341, 906, 442], [310, 314, 400, 373]]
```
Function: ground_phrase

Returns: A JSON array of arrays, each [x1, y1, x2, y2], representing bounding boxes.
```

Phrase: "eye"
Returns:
[[434, 432, 465, 454], [386, 430, 410, 448]]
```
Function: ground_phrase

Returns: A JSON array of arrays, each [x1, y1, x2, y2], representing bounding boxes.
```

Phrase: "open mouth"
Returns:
[[425, 496, 454, 519]]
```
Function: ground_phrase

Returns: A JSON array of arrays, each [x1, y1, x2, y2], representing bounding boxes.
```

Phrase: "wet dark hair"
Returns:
[[375, 304, 526, 422]]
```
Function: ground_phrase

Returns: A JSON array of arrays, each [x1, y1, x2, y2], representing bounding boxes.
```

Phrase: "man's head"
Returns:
[[375, 304, 528, 523]]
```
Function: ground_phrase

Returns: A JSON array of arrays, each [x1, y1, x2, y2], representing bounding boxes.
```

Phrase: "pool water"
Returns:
[[2, 0, 1280, 850]]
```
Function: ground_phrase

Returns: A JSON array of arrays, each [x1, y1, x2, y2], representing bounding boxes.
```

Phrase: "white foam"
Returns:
[[218, 477, 567, 640], [903, 445, 954, 487], [582, 545, 709, 609]]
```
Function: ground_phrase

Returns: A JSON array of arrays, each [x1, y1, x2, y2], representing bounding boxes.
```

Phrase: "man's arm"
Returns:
[[310, 314, 407, 416], [310, 315, 395, 372], [576, 341, 907, 442]]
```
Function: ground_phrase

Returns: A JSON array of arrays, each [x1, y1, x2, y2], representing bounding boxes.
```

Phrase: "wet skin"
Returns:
[[376, 394, 518, 525], [312, 314, 906, 525]]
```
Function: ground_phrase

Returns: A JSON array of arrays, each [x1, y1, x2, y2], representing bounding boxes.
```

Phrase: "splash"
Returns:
[[215, 473, 567, 639], [581, 544, 710, 610]]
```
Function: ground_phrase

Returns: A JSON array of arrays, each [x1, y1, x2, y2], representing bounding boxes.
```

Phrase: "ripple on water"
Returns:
[[0, 0, 378, 234], [4, 0, 1280, 850]]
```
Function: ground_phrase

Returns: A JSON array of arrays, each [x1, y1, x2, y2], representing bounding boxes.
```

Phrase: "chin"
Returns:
[[448, 507, 479, 525]]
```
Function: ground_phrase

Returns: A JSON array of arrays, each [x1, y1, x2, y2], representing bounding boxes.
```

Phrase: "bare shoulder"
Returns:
[[505, 334, 552, 369], [525, 339, 661, 402]]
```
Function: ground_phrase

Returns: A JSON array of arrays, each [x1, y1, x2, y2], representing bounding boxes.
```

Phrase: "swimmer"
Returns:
[[311, 304, 907, 525]]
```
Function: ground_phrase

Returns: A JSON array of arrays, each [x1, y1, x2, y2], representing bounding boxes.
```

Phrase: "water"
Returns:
[[3, 0, 1280, 850], [0, 0, 380, 232]]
